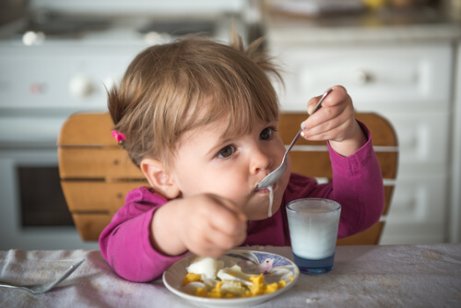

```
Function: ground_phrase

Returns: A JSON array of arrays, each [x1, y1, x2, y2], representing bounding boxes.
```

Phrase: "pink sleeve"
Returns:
[[327, 124, 385, 238], [98, 188, 184, 282]]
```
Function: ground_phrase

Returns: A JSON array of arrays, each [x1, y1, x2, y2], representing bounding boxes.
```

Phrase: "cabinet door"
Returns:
[[381, 173, 448, 244], [386, 111, 449, 169], [272, 43, 452, 112], [374, 112, 449, 244]]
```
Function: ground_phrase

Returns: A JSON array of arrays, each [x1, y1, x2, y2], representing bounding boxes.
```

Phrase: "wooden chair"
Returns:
[[58, 112, 398, 244]]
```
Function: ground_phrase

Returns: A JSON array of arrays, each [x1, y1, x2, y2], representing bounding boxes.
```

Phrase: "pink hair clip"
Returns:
[[111, 130, 126, 144]]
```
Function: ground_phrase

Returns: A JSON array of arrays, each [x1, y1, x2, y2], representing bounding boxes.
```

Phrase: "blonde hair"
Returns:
[[108, 35, 282, 167]]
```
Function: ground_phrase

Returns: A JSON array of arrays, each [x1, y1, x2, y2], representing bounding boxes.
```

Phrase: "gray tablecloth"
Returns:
[[1, 244, 460, 307]]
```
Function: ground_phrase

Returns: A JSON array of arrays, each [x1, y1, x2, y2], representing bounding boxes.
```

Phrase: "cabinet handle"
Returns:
[[355, 69, 373, 85]]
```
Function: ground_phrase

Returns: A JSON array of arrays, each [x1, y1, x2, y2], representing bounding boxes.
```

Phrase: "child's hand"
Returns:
[[151, 194, 247, 258], [300, 85, 366, 156]]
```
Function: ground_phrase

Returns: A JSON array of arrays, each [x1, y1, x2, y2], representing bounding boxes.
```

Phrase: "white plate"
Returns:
[[162, 249, 299, 307]]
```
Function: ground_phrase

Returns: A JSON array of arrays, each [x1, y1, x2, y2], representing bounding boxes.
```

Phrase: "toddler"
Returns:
[[99, 35, 384, 282]]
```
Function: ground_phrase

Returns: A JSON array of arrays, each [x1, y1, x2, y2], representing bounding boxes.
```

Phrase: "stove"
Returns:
[[0, 10, 238, 143]]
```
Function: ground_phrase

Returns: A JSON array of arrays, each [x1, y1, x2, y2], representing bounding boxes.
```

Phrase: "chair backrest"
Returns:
[[58, 113, 147, 241], [58, 112, 398, 244]]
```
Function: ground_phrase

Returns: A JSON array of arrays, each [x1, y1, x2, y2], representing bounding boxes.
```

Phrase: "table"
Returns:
[[1, 244, 460, 307]]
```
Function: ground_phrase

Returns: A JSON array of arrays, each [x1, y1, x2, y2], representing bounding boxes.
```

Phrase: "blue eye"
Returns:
[[260, 127, 276, 140], [217, 145, 236, 159]]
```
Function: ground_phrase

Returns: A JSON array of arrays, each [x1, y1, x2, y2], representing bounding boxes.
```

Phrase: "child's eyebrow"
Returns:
[[205, 135, 234, 157]]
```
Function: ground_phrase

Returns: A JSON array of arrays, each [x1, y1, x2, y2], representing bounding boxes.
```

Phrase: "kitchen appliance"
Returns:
[[0, 2, 242, 249]]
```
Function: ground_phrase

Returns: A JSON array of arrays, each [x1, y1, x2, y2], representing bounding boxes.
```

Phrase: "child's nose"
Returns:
[[250, 145, 272, 175]]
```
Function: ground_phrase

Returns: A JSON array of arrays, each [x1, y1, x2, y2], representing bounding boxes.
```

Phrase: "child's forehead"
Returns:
[[175, 92, 279, 149], [189, 114, 272, 140]]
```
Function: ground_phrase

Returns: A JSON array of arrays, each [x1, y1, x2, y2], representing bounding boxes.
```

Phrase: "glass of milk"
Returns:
[[286, 198, 341, 274]]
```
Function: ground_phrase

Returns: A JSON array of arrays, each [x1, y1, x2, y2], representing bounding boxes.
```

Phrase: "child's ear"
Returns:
[[140, 158, 180, 199]]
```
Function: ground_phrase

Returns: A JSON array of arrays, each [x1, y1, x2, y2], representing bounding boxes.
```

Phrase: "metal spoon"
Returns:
[[0, 259, 84, 294], [255, 88, 333, 190]]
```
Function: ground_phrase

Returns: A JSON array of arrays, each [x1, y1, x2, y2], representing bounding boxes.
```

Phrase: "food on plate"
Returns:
[[181, 256, 293, 298], [185, 256, 223, 280]]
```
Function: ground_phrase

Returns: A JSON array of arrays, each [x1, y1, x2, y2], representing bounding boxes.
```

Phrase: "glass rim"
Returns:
[[286, 198, 341, 213]]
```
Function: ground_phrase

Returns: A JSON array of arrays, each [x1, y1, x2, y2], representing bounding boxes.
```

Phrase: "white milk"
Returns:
[[287, 199, 341, 260], [267, 186, 274, 217]]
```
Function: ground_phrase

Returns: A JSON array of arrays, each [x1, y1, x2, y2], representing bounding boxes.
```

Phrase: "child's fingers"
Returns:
[[184, 219, 244, 258], [302, 86, 351, 132], [302, 106, 350, 138], [196, 194, 246, 237], [321, 85, 348, 107], [177, 194, 247, 258], [210, 207, 246, 238], [202, 225, 246, 257], [307, 85, 348, 114], [216, 194, 247, 223], [187, 212, 246, 258], [207, 225, 246, 251], [303, 119, 351, 142], [302, 103, 341, 133], [186, 236, 225, 258]]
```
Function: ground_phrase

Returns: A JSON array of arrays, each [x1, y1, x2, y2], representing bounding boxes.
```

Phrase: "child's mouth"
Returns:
[[256, 187, 270, 193], [253, 184, 276, 194], [249, 184, 276, 218]]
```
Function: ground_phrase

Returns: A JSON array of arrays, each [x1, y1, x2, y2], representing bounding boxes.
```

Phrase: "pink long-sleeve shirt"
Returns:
[[99, 127, 384, 282]]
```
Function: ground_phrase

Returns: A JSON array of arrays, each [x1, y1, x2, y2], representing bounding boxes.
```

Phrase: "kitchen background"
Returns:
[[0, 0, 460, 250]]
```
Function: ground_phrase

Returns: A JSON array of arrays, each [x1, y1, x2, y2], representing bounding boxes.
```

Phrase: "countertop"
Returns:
[[263, 7, 461, 45]]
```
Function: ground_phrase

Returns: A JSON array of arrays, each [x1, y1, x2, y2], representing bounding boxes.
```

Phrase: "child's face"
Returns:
[[169, 116, 290, 220]]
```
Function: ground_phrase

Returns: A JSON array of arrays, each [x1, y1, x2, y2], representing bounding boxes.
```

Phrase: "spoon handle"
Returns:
[[286, 88, 333, 153], [285, 130, 302, 156], [311, 88, 333, 115]]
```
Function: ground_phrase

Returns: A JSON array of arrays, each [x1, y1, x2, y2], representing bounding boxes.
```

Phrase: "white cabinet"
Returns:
[[273, 44, 451, 112], [268, 41, 454, 244]]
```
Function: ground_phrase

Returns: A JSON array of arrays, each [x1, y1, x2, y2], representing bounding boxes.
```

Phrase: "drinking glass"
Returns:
[[286, 198, 341, 274]]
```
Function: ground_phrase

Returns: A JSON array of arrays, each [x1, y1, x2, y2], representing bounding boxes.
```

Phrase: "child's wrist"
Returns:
[[329, 120, 366, 157], [150, 202, 187, 256]]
